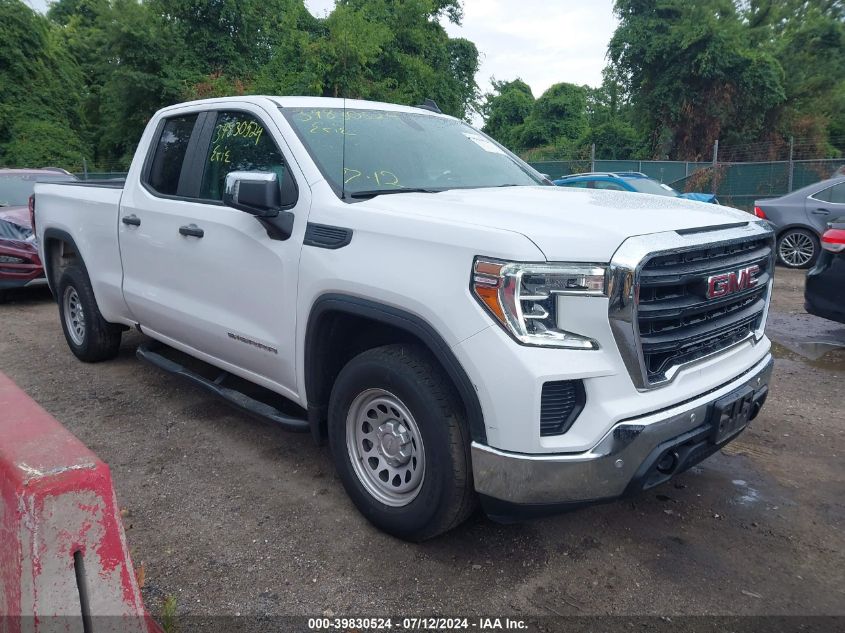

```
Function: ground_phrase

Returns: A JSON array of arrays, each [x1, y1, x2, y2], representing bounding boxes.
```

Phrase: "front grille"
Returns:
[[540, 380, 585, 436], [636, 237, 772, 384]]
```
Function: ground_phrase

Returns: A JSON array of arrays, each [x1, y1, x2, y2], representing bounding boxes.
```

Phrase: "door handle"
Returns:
[[813, 208, 831, 215], [121, 214, 141, 226], [179, 224, 204, 238]]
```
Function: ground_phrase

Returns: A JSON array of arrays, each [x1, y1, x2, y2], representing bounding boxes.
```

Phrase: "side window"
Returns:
[[814, 186, 833, 202], [827, 183, 845, 204], [560, 180, 587, 188], [594, 180, 626, 191], [146, 114, 198, 196], [200, 111, 286, 201]]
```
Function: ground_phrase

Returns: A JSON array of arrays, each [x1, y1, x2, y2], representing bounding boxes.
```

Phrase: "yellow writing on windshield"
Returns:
[[344, 168, 401, 187], [295, 110, 400, 123], [309, 121, 356, 136]]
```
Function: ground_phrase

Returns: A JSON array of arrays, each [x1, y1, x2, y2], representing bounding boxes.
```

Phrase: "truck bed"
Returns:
[[33, 181, 128, 324]]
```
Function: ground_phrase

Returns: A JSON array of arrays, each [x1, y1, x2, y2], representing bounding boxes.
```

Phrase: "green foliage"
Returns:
[[0, 0, 88, 168], [3, 0, 840, 168], [1, 0, 478, 169], [482, 81, 592, 155], [745, 0, 845, 157], [484, 0, 842, 162], [579, 120, 642, 160], [608, 0, 786, 160], [480, 79, 534, 148]]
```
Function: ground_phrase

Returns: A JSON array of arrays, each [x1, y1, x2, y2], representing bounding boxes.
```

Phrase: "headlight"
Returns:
[[471, 257, 607, 349]]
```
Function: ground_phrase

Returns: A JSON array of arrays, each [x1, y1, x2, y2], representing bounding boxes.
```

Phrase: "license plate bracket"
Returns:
[[710, 385, 755, 444]]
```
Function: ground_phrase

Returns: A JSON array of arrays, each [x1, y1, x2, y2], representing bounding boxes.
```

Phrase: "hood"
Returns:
[[0, 205, 36, 248], [359, 186, 752, 261], [679, 192, 718, 204], [0, 206, 30, 228]]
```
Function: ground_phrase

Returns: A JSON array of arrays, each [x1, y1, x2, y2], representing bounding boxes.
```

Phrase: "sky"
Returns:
[[26, 0, 618, 98]]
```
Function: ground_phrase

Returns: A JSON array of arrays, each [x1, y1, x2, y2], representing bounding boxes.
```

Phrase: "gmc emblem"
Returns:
[[706, 265, 760, 299]]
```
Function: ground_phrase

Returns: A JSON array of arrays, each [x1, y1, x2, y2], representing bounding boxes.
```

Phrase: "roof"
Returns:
[[156, 95, 454, 119]]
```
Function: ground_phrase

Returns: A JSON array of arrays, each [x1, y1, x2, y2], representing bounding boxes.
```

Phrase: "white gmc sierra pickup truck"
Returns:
[[34, 96, 774, 540]]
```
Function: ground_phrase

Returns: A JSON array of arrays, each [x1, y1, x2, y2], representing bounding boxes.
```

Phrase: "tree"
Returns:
[[608, 0, 786, 160], [0, 0, 88, 168], [516, 82, 589, 150], [480, 79, 534, 149], [744, 0, 845, 157]]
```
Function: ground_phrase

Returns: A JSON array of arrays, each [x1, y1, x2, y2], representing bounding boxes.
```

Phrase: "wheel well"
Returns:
[[305, 297, 486, 445], [43, 236, 80, 292], [776, 225, 819, 240]]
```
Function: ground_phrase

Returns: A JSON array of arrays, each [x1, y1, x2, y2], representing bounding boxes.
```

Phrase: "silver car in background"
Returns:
[[755, 176, 845, 268]]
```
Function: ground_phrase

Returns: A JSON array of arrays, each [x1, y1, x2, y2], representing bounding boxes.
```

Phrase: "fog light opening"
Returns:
[[656, 450, 679, 475]]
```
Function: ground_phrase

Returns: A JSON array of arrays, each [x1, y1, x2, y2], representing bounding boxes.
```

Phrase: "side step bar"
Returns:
[[136, 342, 309, 433]]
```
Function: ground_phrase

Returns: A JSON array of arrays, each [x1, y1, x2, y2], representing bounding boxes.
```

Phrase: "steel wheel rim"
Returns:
[[779, 232, 815, 267], [346, 388, 425, 507], [63, 286, 86, 346]]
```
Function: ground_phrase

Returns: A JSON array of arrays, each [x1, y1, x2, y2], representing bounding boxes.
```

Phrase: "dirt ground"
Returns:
[[0, 267, 842, 619]]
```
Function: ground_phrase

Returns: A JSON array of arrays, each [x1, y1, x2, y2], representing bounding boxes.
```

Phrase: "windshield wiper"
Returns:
[[348, 188, 441, 199]]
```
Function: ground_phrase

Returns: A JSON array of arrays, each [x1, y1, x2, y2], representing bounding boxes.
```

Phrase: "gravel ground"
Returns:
[[0, 267, 842, 619]]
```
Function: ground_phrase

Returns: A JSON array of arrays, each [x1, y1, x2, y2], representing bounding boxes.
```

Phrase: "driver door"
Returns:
[[120, 106, 307, 395]]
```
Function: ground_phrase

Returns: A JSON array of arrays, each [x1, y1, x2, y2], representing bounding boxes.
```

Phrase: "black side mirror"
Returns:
[[223, 171, 298, 241], [223, 171, 280, 217]]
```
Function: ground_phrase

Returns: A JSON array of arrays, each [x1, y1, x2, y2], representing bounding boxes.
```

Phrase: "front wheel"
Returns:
[[57, 266, 122, 362], [328, 344, 476, 541], [777, 229, 819, 269]]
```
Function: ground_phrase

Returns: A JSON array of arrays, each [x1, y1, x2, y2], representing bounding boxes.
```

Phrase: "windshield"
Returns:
[[281, 108, 543, 197], [0, 173, 75, 207], [625, 177, 679, 197]]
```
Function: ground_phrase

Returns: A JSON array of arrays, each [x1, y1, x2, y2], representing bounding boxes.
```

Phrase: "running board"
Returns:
[[136, 342, 309, 433]]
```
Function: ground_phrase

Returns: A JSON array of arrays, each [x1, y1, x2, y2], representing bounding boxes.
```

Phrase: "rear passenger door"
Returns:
[[808, 183, 845, 233], [119, 105, 308, 397]]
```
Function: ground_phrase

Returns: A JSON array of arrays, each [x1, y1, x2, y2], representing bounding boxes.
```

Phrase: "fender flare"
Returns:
[[41, 228, 88, 295], [304, 294, 486, 444]]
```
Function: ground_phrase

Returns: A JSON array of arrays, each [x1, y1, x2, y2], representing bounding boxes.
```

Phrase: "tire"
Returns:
[[328, 344, 476, 541], [57, 265, 122, 362], [777, 229, 820, 269], [0, 290, 6, 304]]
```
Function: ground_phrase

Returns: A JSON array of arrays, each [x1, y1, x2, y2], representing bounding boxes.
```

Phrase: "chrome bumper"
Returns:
[[471, 354, 774, 506]]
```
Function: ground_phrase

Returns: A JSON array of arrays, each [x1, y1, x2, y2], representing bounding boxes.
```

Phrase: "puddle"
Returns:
[[769, 341, 845, 371], [731, 479, 761, 506]]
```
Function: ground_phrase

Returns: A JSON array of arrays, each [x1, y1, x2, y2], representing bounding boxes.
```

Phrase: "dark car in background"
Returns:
[[0, 168, 77, 302], [805, 219, 845, 325], [754, 176, 845, 269]]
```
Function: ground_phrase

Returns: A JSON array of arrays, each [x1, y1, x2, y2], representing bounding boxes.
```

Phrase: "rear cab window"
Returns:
[[144, 114, 199, 196]]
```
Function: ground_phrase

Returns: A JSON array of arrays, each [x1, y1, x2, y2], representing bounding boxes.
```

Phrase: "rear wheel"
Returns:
[[0, 290, 6, 304], [777, 229, 819, 269], [328, 344, 476, 541], [57, 266, 122, 362]]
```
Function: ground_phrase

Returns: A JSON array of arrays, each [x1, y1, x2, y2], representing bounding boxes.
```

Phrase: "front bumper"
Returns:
[[0, 241, 44, 289], [471, 354, 773, 516]]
